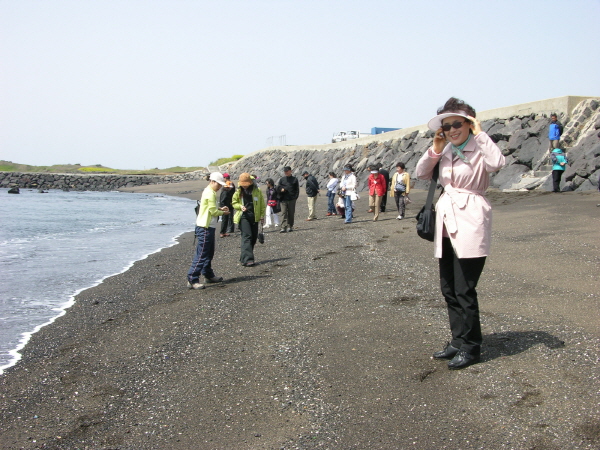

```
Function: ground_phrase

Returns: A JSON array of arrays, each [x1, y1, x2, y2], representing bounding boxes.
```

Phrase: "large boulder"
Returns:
[[491, 163, 530, 190], [506, 129, 529, 154], [575, 173, 598, 191], [512, 136, 546, 169], [488, 117, 524, 143], [525, 117, 550, 137]]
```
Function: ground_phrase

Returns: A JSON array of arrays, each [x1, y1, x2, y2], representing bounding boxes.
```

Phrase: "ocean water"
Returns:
[[0, 188, 195, 374]]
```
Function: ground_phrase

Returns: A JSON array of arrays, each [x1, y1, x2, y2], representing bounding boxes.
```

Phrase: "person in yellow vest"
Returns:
[[187, 173, 230, 290]]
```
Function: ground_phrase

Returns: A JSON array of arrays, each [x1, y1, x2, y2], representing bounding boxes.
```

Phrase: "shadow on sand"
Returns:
[[482, 330, 565, 363]]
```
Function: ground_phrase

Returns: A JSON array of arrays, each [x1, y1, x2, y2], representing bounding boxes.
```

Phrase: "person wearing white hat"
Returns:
[[416, 97, 505, 369], [186, 172, 230, 289]]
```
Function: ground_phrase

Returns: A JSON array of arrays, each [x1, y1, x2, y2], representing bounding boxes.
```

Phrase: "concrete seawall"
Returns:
[[224, 96, 600, 193]]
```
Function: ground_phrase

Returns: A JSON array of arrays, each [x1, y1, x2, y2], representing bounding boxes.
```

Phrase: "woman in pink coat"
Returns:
[[367, 165, 386, 221], [415, 97, 505, 370]]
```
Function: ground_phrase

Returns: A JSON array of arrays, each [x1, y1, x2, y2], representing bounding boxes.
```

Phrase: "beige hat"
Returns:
[[238, 172, 253, 187]]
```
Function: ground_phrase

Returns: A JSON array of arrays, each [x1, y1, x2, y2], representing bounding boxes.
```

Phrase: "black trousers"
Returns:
[[552, 170, 564, 192], [380, 190, 388, 212], [239, 216, 258, 264], [439, 238, 486, 355], [220, 209, 234, 234]]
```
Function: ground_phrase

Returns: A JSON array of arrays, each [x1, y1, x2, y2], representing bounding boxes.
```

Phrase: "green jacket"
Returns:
[[232, 185, 266, 224], [196, 185, 225, 228]]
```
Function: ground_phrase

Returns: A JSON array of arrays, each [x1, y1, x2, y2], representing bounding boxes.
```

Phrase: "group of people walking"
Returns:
[[186, 161, 413, 290], [188, 96, 583, 371]]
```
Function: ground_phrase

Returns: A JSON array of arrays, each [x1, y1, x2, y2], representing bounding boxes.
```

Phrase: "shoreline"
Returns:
[[0, 229, 191, 375], [0, 190, 195, 375], [117, 178, 210, 200], [1, 182, 599, 449]]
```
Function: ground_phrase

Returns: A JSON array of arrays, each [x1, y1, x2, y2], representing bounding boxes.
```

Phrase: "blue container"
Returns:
[[371, 127, 400, 134]]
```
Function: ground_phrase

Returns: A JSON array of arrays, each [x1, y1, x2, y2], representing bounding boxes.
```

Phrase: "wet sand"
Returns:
[[1, 181, 599, 449]]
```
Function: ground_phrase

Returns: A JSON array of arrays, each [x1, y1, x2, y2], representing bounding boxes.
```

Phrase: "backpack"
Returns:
[[551, 152, 568, 165]]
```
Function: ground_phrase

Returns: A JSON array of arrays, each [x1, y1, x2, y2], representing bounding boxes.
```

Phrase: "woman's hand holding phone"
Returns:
[[433, 128, 446, 154]]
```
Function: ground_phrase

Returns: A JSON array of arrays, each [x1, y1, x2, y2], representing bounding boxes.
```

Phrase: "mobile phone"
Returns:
[[439, 132, 445, 139]]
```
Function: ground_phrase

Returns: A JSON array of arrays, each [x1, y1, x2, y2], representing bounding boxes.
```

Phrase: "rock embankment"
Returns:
[[224, 97, 600, 192], [0, 170, 207, 191]]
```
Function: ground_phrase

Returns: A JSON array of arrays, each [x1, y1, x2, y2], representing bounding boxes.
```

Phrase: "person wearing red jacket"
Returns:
[[367, 165, 386, 221]]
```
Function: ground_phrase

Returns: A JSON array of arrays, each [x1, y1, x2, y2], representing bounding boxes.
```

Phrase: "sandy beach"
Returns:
[[1, 180, 599, 449]]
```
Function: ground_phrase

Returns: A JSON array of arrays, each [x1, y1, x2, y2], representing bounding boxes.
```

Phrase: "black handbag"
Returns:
[[416, 164, 440, 242], [258, 222, 265, 244]]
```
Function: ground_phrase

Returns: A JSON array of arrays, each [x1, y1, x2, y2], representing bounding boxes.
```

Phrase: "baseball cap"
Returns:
[[209, 172, 227, 186]]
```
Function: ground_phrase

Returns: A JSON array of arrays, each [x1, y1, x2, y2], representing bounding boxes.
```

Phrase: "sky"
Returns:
[[1, 0, 599, 170]]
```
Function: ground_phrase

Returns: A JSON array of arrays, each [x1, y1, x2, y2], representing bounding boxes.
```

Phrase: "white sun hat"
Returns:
[[427, 110, 471, 131]]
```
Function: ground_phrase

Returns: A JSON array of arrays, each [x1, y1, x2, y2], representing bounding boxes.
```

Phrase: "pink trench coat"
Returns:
[[415, 132, 506, 259]]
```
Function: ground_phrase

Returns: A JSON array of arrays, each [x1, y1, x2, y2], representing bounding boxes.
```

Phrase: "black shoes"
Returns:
[[433, 343, 460, 360], [447, 350, 480, 370], [205, 276, 223, 283], [280, 227, 287, 233], [433, 344, 480, 369]]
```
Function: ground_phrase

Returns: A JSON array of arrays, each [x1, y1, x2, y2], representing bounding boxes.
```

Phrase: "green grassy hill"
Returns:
[[0, 161, 206, 175], [209, 155, 244, 166]]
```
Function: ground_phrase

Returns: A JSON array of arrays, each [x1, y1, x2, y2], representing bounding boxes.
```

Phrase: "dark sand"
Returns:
[[1, 181, 599, 449]]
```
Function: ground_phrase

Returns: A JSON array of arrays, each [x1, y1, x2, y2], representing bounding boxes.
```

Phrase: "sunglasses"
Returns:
[[441, 120, 468, 132]]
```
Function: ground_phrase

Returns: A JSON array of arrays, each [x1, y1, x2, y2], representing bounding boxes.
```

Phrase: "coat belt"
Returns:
[[439, 185, 486, 234]]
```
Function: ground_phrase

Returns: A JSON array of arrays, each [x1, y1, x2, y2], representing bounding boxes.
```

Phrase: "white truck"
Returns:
[[331, 130, 370, 143]]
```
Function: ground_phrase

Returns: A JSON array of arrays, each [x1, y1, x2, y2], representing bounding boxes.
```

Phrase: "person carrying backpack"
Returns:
[[276, 166, 300, 233], [302, 170, 320, 221], [548, 113, 564, 151], [550, 148, 568, 193]]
